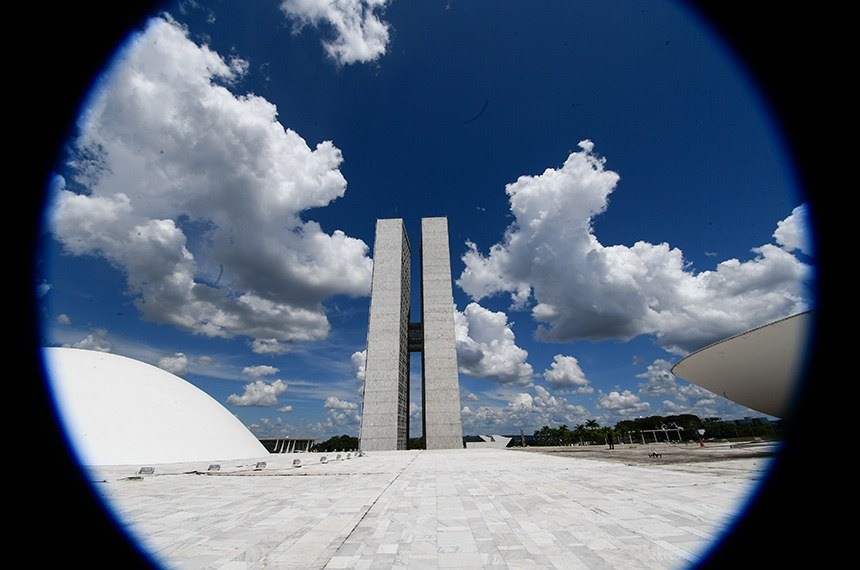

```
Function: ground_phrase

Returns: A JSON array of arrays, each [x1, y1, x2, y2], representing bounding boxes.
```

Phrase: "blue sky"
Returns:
[[37, 0, 815, 442]]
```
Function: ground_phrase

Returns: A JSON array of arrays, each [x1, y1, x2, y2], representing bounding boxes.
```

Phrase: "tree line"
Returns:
[[308, 413, 781, 452], [311, 434, 359, 452], [527, 414, 782, 447]]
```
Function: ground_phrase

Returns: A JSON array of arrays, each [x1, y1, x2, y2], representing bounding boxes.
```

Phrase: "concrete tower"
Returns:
[[359, 217, 463, 451], [419, 217, 464, 450], [359, 219, 412, 451]]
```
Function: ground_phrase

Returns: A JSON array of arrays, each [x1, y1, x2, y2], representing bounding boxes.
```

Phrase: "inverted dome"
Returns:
[[671, 311, 813, 418], [43, 347, 267, 466]]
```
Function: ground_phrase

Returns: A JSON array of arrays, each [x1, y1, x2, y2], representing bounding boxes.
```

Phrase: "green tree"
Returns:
[[534, 425, 565, 446], [558, 424, 572, 446], [573, 424, 587, 445], [311, 434, 358, 452], [584, 419, 600, 444], [601, 426, 618, 446]]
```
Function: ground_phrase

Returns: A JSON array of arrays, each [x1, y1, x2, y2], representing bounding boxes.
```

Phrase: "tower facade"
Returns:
[[419, 217, 464, 449], [359, 219, 412, 451], [360, 217, 463, 451]]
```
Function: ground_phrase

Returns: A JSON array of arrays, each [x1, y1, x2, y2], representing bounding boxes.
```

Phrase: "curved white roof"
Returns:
[[43, 347, 267, 466], [671, 311, 814, 418]]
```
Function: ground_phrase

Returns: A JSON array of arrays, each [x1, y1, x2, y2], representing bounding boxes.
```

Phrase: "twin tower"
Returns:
[[359, 217, 463, 451]]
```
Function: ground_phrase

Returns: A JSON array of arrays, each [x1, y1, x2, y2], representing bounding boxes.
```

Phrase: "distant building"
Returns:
[[258, 438, 316, 453], [734, 417, 774, 426], [465, 435, 512, 449]]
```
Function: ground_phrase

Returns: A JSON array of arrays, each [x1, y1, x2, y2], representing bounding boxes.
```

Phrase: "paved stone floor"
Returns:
[[80, 442, 779, 569]]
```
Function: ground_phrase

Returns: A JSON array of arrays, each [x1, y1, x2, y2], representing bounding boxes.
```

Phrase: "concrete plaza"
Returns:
[[80, 442, 779, 569]]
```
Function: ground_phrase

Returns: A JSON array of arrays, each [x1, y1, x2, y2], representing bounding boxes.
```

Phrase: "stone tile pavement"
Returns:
[[79, 444, 779, 569]]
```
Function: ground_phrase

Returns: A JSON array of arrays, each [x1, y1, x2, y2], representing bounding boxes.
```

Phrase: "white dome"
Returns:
[[43, 347, 268, 466]]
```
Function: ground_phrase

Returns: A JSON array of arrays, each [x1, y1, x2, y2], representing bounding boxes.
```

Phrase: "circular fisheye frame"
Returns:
[[30, 2, 826, 569]]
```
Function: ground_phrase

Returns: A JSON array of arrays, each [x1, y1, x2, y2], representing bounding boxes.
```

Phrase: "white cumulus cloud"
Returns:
[[251, 339, 293, 355], [457, 140, 814, 355], [351, 350, 367, 382], [543, 354, 591, 392], [636, 359, 678, 396], [454, 302, 534, 385], [461, 385, 591, 434], [68, 329, 112, 352], [49, 16, 372, 347], [773, 204, 813, 256], [158, 352, 189, 376], [323, 396, 360, 426], [243, 365, 280, 378], [227, 379, 289, 407], [280, 0, 391, 65], [595, 390, 650, 417]]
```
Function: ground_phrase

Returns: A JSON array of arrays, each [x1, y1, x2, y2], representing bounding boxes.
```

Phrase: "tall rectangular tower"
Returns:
[[360, 217, 463, 451], [420, 217, 463, 450], [359, 219, 411, 451]]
